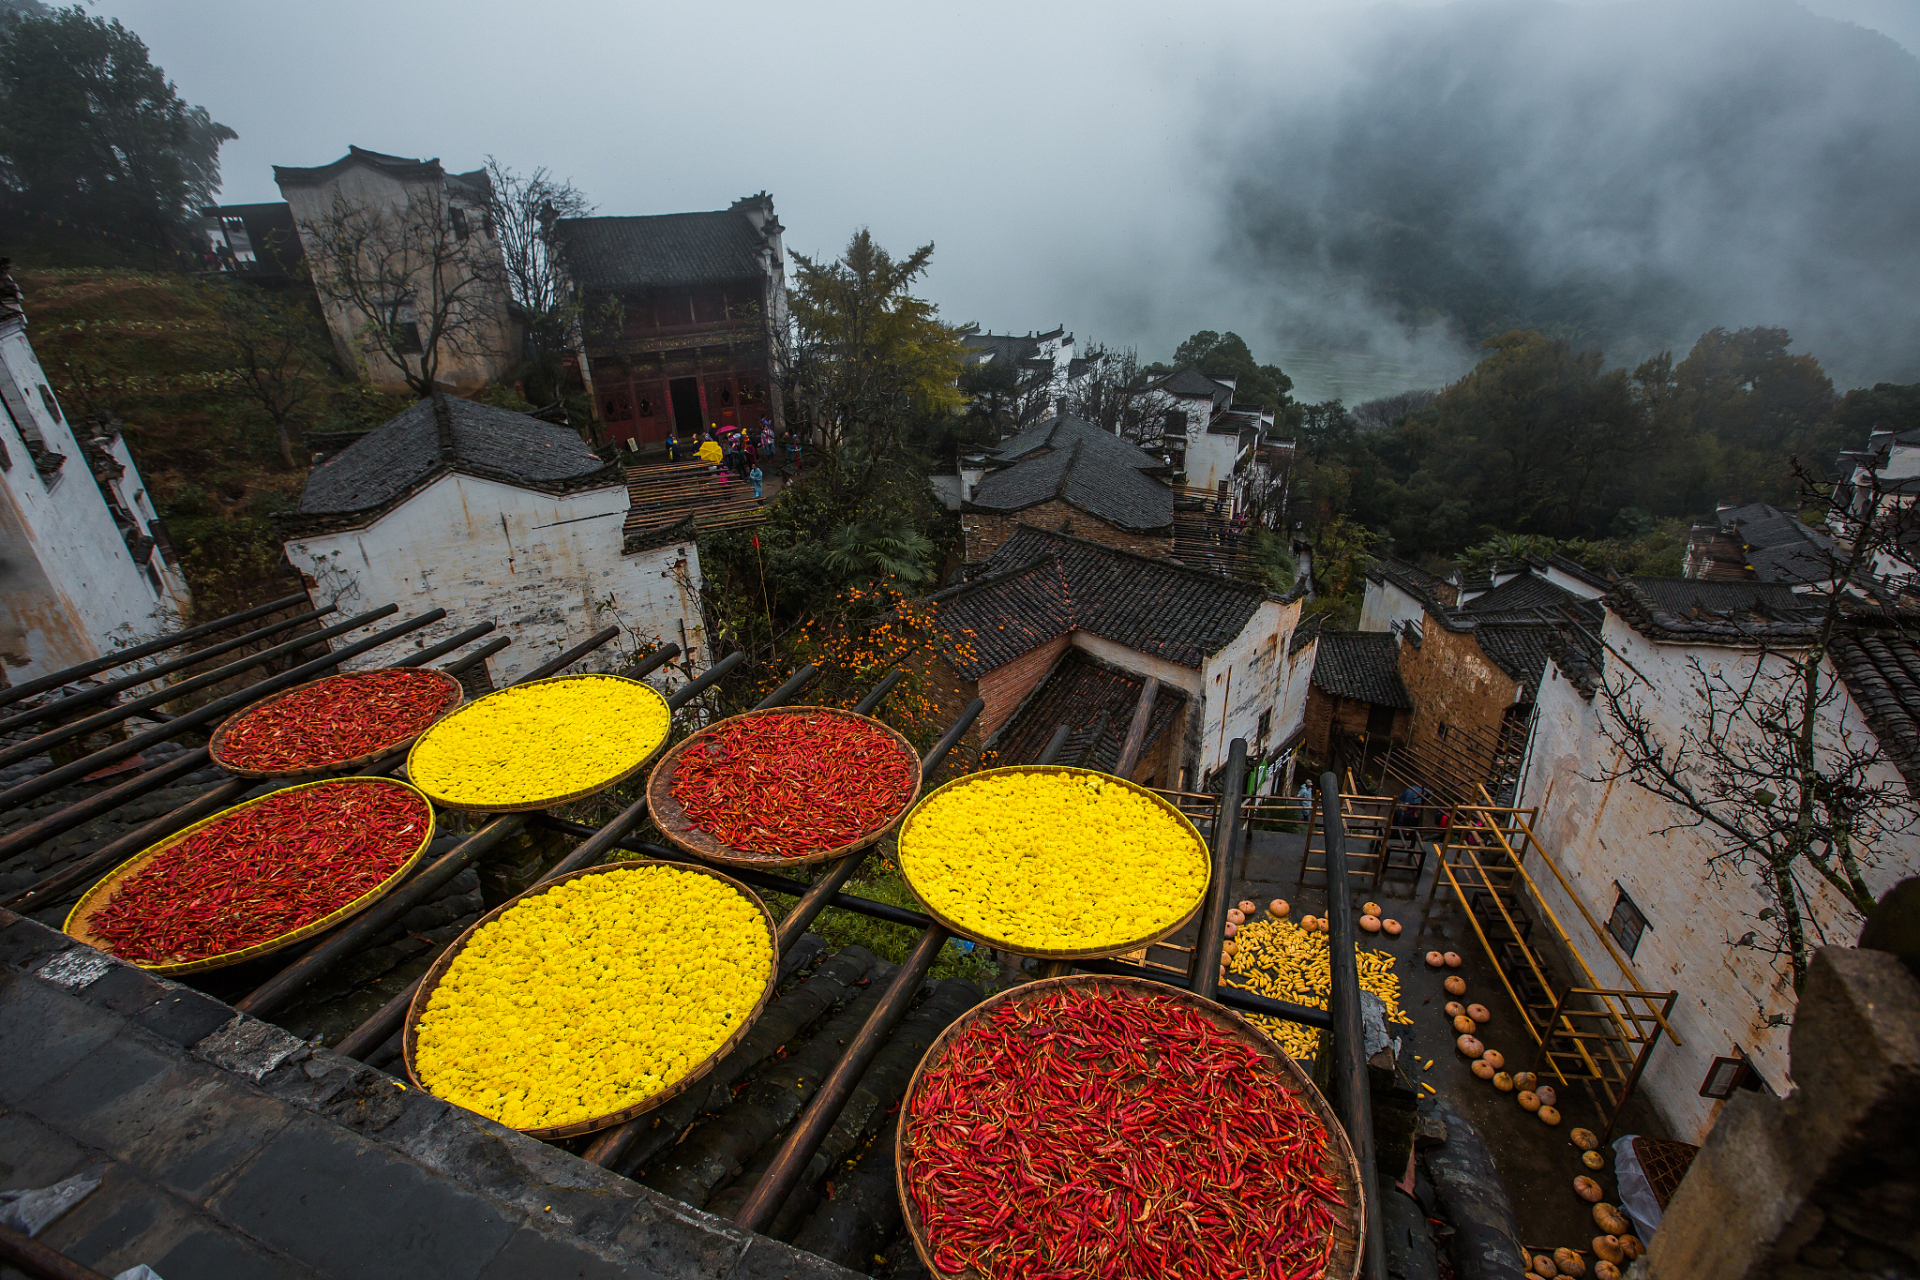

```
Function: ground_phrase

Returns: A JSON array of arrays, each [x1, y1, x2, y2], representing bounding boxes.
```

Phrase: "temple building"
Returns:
[[553, 196, 787, 449]]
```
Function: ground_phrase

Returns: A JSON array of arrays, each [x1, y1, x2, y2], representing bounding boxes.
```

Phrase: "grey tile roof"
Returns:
[[1469, 621, 1597, 700], [1366, 556, 1458, 608], [1830, 628, 1920, 791], [1151, 368, 1232, 400], [953, 526, 1269, 669], [1545, 554, 1615, 593], [988, 415, 1163, 471], [552, 212, 771, 290], [1462, 573, 1604, 625], [1719, 502, 1838, 587], [989, 648, 1186, 773], [293, 398, 617, 523], [961, 332, 1042, 364], [967, 437, 1173, 532], [1310, 631, 1412, 707], [928, 557, 1073, 680], [273, 146, 448, 188], [1609, 577, 1825, 643], [1289, 612, 1326, 655]]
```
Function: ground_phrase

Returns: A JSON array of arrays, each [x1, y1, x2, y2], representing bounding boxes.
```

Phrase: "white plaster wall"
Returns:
[[1195, 598, 1297, 774], [284, 472, 707, 689], [1514, 618, 1920, 1142], [1359, 577, 1427, 634], [1274, 632, 1319, 748], [1184, 427, 1239, 494], [282, 163, 515, 394], [0, 321, 181, 681], [927, 473, 962, 512], [102, 433, 188, 602], [1542, 565, 1608, 601]]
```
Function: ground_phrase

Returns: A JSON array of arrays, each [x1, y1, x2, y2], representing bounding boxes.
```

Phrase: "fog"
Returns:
[[87, 0, 1920, 400]]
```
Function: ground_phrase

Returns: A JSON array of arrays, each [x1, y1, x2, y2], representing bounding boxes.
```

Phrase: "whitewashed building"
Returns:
[[1515, 577, 1920, 1142], [274, 147, 517, 394], [1143, 368, 1280, 516], [958, 326, 1087, 409], [0, 265, 189, 682], [279, 397, 705, 687]]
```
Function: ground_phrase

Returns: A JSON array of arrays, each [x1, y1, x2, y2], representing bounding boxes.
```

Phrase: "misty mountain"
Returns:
[[1223, 0, 1920, 385]]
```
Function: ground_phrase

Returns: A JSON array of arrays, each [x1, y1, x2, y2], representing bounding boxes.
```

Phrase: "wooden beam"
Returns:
[[1113, 677, 1160, 778]]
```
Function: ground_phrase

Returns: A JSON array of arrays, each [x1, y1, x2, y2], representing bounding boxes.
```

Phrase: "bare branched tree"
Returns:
[[208, 278, 324, 467], [957, 352, 1052, 440], [299, 184, 507, 399], [1068, 343, 1176, 444], [482, 158, 590, 360], [1593, 458, 1920, 987]]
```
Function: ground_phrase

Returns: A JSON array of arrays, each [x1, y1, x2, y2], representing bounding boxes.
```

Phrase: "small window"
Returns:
[[38, 385, 63, 423], [450, 206, 471, 240], [1366, 703, 1395, 736], [1257, 709, 1272, 740], [1437, 722, 1450, 741], [1607, 883, 1649, 958], [390, 304, 423, 355]]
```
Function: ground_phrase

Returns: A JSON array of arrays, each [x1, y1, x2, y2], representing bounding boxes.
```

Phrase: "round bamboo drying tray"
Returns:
[[210, 667, 463, 780], [646, 706, 922, 869], [896, 972, 1365, 1280], [895, 765, 1211, 961], [63, 777, 436, 976], [405, 674, 671, 813], [401, 859, 779, 1140]]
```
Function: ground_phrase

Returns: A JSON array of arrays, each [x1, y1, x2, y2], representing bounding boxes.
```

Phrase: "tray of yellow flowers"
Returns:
[[895, 765, 1212, 960], [403, 860, 777, 1138]]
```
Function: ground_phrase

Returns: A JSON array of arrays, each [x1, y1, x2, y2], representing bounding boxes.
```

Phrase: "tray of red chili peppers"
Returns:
[[647, 707, 922, 867], [64, 777, 436, 975], [210, 667, 463, 779], [896, 974, 1364, 1280]]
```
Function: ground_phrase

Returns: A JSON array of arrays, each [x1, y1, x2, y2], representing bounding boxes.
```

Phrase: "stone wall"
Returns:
[[960, 503, 1168, 562], [1398, 618, 1517, 776], [1647, 946, 1919, 1280]]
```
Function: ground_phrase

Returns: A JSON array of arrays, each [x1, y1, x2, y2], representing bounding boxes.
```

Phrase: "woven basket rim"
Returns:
[[894, 972, 1365, 1280], [62, 776, 436, 976], [646, 706, 923, 868]]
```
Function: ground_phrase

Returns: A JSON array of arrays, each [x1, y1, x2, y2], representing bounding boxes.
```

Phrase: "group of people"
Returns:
[[667, 419, 805, 500]]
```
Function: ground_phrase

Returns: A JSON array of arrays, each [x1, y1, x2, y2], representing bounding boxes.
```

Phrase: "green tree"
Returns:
[[1666, 326, 1837, 502], [1417, 330, 1645, 540], [1830, 380, 1920, 446], [786, 229, 966, 494], [0, 7, 234, 238]]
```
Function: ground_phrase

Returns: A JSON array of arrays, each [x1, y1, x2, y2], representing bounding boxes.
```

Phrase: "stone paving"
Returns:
[[0, 907, 856, 1280]]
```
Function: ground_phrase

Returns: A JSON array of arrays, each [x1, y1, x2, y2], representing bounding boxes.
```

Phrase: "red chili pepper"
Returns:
[[670, 713, 915, 857], [90, 780, 428, 964], [216, 669, 452, 772], [905, 987, 1346, 1280]]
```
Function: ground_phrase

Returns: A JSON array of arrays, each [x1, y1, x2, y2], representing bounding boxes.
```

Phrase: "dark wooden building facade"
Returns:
[[554, 194, 786, 448]]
